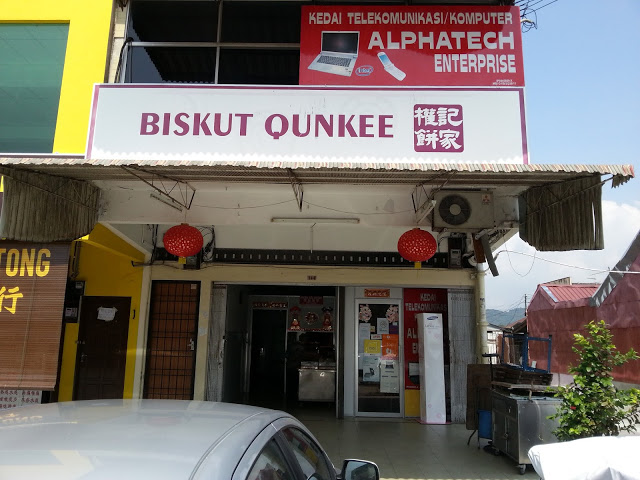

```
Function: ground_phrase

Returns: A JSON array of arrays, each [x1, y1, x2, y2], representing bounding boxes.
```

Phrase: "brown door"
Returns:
[[74, 296, 131, 400], [144, 281, 200, 399]]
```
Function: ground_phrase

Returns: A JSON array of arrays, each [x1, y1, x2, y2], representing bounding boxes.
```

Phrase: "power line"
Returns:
[[494, 249, 640, 275]]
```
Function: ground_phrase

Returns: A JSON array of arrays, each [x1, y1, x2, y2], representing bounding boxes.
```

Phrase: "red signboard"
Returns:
[[364, 288, 390, 298], [300, 5, 524, 87], [403, 288, 448, 389]]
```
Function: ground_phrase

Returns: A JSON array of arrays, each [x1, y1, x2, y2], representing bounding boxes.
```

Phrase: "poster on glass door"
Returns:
[[357, 303, 400, 385]]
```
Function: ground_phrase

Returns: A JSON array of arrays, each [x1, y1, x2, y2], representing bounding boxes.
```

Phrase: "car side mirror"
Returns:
[[339, 459, 380, 480]]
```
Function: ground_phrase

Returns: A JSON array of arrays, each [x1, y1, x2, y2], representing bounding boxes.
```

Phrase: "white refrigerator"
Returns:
[[417, 313, 447, 424]]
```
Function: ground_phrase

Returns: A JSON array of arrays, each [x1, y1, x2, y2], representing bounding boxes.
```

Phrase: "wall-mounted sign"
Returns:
[[364, 288, 391, 298], [300, 5, 524, 87], [300, 296, 323, 305], [253, 301, 288, 309], [0, 243, 70, 390], [87, 85, 528, 165], [0, 389, 42, 410]]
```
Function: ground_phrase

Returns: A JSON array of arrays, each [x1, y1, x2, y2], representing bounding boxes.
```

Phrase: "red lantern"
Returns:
[[163, 224, 203, 263], [397, 228, 437, 268]]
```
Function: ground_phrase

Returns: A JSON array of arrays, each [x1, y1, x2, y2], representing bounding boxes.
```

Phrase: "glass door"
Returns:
[[355, 299, 403, 416]]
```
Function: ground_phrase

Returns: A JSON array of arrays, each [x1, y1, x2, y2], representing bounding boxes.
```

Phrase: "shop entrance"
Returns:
[[248, 309, 287, 408], [221, 285, 338, 415], [74, 296, 131, 400], [144, 281, 200, 400]]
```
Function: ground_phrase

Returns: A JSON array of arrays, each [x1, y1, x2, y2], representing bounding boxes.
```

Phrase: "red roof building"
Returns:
[[527, 231, 640, 386]]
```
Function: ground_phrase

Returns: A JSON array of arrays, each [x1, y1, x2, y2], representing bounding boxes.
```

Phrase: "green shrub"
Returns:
[[550, 320, 640, 441]]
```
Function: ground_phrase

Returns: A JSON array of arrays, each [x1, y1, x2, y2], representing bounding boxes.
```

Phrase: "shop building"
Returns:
[[0, 0, 633, 420]]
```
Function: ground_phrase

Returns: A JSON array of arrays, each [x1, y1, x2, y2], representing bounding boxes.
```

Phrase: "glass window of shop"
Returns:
[[0, 24, 68, 153], [356, 299, 402, 416], [123, 0, 301, 84]]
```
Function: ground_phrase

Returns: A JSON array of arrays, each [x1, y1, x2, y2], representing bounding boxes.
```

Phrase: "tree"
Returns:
[[550, 320, 640, 441]]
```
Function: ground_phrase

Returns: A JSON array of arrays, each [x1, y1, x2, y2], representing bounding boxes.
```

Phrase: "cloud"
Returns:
[[485, 200, 640, 311]]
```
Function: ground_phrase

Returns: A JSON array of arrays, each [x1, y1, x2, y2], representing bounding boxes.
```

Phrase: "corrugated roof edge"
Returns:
[[0, 155, 634, 180]]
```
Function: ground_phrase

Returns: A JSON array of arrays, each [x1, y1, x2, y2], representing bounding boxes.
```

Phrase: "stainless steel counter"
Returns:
[[491, 390, 561, 474], [298, 368, 336, 402]]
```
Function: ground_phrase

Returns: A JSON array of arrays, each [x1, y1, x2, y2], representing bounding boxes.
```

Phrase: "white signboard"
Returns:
[[87, 85, 527, 164]]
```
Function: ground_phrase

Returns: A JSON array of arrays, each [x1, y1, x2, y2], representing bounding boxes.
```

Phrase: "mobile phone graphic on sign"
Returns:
[[377, 52, 406, 81]]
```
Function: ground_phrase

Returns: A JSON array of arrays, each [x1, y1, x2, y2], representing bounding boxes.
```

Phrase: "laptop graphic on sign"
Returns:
[[307, 31, 360, 77]]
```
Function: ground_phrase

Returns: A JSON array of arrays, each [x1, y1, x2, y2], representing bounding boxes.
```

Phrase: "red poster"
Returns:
[[403, 288, 448, 389], [300, 5, 524, 87], [381, 334, 399, 359]]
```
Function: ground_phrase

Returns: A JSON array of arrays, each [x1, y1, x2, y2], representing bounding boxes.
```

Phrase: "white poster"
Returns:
[[380, 359, 399, 394], [417, 312, 447, 424], [362, 354, 380, 383], [97, 307, 117, 321], [358, 323, 371, 354], [87, 85, 527, 165], [377, 318, 389, 334]]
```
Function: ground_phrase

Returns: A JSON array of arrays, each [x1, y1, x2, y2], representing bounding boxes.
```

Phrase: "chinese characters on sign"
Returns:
[[414, 104, 463, 152], [0, 286, 23, 314], [0, 389, 42, 410], [0, 247, 51, 317], [364, 288, 391, 298]]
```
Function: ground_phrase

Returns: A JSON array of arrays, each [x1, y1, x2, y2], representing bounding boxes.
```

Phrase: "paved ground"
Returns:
[[296, 411, 540, 480]]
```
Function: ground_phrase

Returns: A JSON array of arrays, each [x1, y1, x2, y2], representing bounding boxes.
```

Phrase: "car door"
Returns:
[[278, 426, 336, 480], [228, 418, 337, 480]]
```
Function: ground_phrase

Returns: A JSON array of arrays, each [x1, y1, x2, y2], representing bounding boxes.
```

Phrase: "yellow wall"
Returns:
[[0, 0, 113, 153], [58, 224, 146, 401]]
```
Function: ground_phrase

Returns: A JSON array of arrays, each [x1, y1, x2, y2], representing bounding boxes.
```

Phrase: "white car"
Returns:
[[528, 435, 640, 480], [0, 399, 379, 480]]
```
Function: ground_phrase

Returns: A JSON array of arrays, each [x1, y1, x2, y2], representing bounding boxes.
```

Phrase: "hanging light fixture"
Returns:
[[163, 223, 203, 264], [397, 228, 437, 268]]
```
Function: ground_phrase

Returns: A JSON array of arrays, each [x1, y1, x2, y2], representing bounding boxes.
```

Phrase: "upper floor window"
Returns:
[[122, 0, 301, 85], [0, 24, 69, 153]]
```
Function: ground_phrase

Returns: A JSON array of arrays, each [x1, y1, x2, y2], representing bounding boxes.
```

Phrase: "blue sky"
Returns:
[[484, 0, 640, 311]]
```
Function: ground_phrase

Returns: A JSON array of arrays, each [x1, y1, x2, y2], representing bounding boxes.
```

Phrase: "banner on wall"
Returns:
[[300, 5, 524, 87], [403, 288, 448, 390]]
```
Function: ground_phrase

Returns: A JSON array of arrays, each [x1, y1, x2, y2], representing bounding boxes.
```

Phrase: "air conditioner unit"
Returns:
[[432, 191, 496, 231]]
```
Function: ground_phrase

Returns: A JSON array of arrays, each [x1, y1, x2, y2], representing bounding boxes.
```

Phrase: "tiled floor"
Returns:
[[293, 408, 540, 480]]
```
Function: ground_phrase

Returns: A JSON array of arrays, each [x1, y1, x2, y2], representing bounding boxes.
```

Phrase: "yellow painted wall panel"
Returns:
[[58, 323, 79, 401], [405, 389, 420, 418], [0, 0, 114, 153]]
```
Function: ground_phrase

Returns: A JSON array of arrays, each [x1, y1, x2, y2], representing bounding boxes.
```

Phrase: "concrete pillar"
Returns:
[[475, 263, 489, 363]]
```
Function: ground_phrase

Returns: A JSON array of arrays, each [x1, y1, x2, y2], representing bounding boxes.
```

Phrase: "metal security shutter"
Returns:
[[448, 288, 476, 423]]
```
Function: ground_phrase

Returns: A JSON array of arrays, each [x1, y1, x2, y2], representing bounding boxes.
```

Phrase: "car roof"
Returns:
[[0, 399, 295, 479]]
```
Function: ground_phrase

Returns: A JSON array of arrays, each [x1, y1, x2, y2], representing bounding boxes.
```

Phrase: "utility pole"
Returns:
[[524, 294, 528, 316]]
